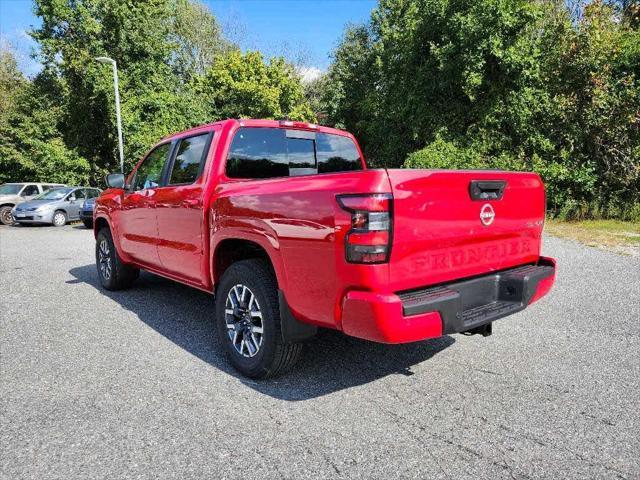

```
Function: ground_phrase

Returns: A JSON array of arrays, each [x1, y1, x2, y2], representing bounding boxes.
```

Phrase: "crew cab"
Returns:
[[94, 119, 556, 378]]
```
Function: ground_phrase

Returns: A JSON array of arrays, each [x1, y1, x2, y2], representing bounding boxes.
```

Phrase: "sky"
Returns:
[[0, 0, 377, 78]]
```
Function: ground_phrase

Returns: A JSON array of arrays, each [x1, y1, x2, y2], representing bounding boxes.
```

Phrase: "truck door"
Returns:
[[119, 143, 170, 267], [154, 131, 213, 283]]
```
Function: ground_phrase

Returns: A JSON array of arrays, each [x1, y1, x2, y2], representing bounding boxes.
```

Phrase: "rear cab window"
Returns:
[[225, 127, 363, 179]]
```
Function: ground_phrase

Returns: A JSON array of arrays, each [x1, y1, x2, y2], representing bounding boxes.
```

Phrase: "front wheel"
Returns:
[[96, 228, 139, 290], [0, 206, 14, 225], [82, 220, 93, 229], [52, 210, 67, 227], [215, 259, 302, 378]]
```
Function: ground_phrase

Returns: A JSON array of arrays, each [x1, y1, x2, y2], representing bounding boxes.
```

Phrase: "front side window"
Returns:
[[21, 185, 39, 197], [133, 143, 171, 191], [168, 133, 210, 185], [225, 128, 363, 179], [69, 189, 86, 201]]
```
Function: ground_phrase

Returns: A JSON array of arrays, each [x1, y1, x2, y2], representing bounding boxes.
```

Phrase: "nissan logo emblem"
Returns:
[[480, 203, 495, 226]]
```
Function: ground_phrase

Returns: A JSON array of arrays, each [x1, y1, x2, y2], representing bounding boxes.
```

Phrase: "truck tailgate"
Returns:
[[386, 169, 545, 292]]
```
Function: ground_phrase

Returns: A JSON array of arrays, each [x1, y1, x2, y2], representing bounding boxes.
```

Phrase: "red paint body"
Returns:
[[95, 119, 556, 343]]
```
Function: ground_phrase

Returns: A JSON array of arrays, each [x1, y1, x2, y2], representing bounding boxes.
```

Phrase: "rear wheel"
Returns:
[[96, 227, 139, 290], [52, 210, 67, 227], [0, 206, 14, 225], [215, 259, 302, 378]]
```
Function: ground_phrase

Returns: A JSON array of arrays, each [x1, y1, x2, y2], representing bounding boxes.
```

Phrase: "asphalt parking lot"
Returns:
[[1, 224, 638, 479]]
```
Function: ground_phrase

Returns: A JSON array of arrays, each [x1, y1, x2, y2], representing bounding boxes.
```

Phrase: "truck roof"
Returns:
[[160, 119, 354, 142]]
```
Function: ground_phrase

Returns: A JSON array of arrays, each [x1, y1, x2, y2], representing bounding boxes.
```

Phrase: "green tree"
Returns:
[[26, 0, 312, 181], [195, 50, 315, 121], [0, 45, 25, 124], [0, 62, 90, 184], [171, 0, 234, 79], [322, 0, 640, 219]]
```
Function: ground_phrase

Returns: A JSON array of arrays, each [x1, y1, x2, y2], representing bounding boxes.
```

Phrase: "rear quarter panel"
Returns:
[[211, 169, 392, 329]]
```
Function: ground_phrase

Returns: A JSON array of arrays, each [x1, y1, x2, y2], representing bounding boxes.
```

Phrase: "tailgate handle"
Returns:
[[469, 180, 506, 201]]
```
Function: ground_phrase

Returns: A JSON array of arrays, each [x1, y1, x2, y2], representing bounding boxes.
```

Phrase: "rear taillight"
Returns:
[[337, 193, 393, 264]]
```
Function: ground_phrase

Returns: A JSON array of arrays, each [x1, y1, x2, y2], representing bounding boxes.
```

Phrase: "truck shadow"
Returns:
[[68, 264, 455, 401]]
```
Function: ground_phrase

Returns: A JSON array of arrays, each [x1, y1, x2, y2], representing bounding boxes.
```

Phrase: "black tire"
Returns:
[[215, 259, 303, 379], [0, 206, 14, 225], [82, 220, 93, 229], [52, 210, 67, 227], [96, 227, 139, 290]]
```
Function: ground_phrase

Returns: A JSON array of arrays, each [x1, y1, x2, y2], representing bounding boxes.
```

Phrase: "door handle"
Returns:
[[469, 180, 506, 201], [181, 199, 201, 208]]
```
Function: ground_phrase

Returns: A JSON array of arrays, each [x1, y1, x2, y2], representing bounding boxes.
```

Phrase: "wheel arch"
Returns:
[[94, 216, 110, 238], [93, 215, 131, 265], [211, 236, 287, 293]]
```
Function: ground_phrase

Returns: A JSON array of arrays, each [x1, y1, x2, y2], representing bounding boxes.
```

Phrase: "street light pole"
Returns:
[[95, 57, 124, 174]]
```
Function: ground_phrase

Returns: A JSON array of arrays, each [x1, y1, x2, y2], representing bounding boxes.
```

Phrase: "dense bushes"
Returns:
[[321, 0, 640, 220]]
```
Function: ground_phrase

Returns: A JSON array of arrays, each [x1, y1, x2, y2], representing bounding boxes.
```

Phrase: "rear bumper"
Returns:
[[341, 256, 556, 344]]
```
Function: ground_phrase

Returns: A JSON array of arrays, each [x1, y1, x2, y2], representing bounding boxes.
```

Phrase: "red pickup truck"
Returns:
[[94, 119, 556, 378]]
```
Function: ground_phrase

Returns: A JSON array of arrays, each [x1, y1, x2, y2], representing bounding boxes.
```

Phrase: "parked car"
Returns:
[[94, 119, 556, 378], [0, 182, 65, 225], [79, 192, 102, 228], [13, 186, 102, 227]]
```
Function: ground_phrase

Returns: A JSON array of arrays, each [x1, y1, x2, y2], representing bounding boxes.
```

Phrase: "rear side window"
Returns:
[[226, 128, 363, 179], [316, 133, 362, 173], [132, 143, 170, 191], [226, 128, 288, 179], [87, 189, 100, 198], [168, 133, 210, 185]]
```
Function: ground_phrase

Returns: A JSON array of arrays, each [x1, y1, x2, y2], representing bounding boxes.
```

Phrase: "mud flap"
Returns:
[[278, 290, 317, 343]]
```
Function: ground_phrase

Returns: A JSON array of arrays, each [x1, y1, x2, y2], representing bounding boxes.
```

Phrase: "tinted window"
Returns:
[[133, 143, 170, 191], [169, 133, 210, 185], [226, 128, 288, 179], [287, 137, 315, 176], [226, 128, 363, 179], [71, 189, 86, 200], [316, 133, 362, 173], [87, 189, 100, 198], [21, 185, 39, 197], [0, 184, 21, 195]]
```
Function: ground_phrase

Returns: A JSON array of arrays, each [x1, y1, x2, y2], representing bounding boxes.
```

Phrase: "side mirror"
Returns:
[[106, 173, 126, 189]]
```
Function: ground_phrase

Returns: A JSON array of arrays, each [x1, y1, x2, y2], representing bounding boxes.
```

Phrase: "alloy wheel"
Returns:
[[225, 284, 264, 358], [98, 239, 112, 280]]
